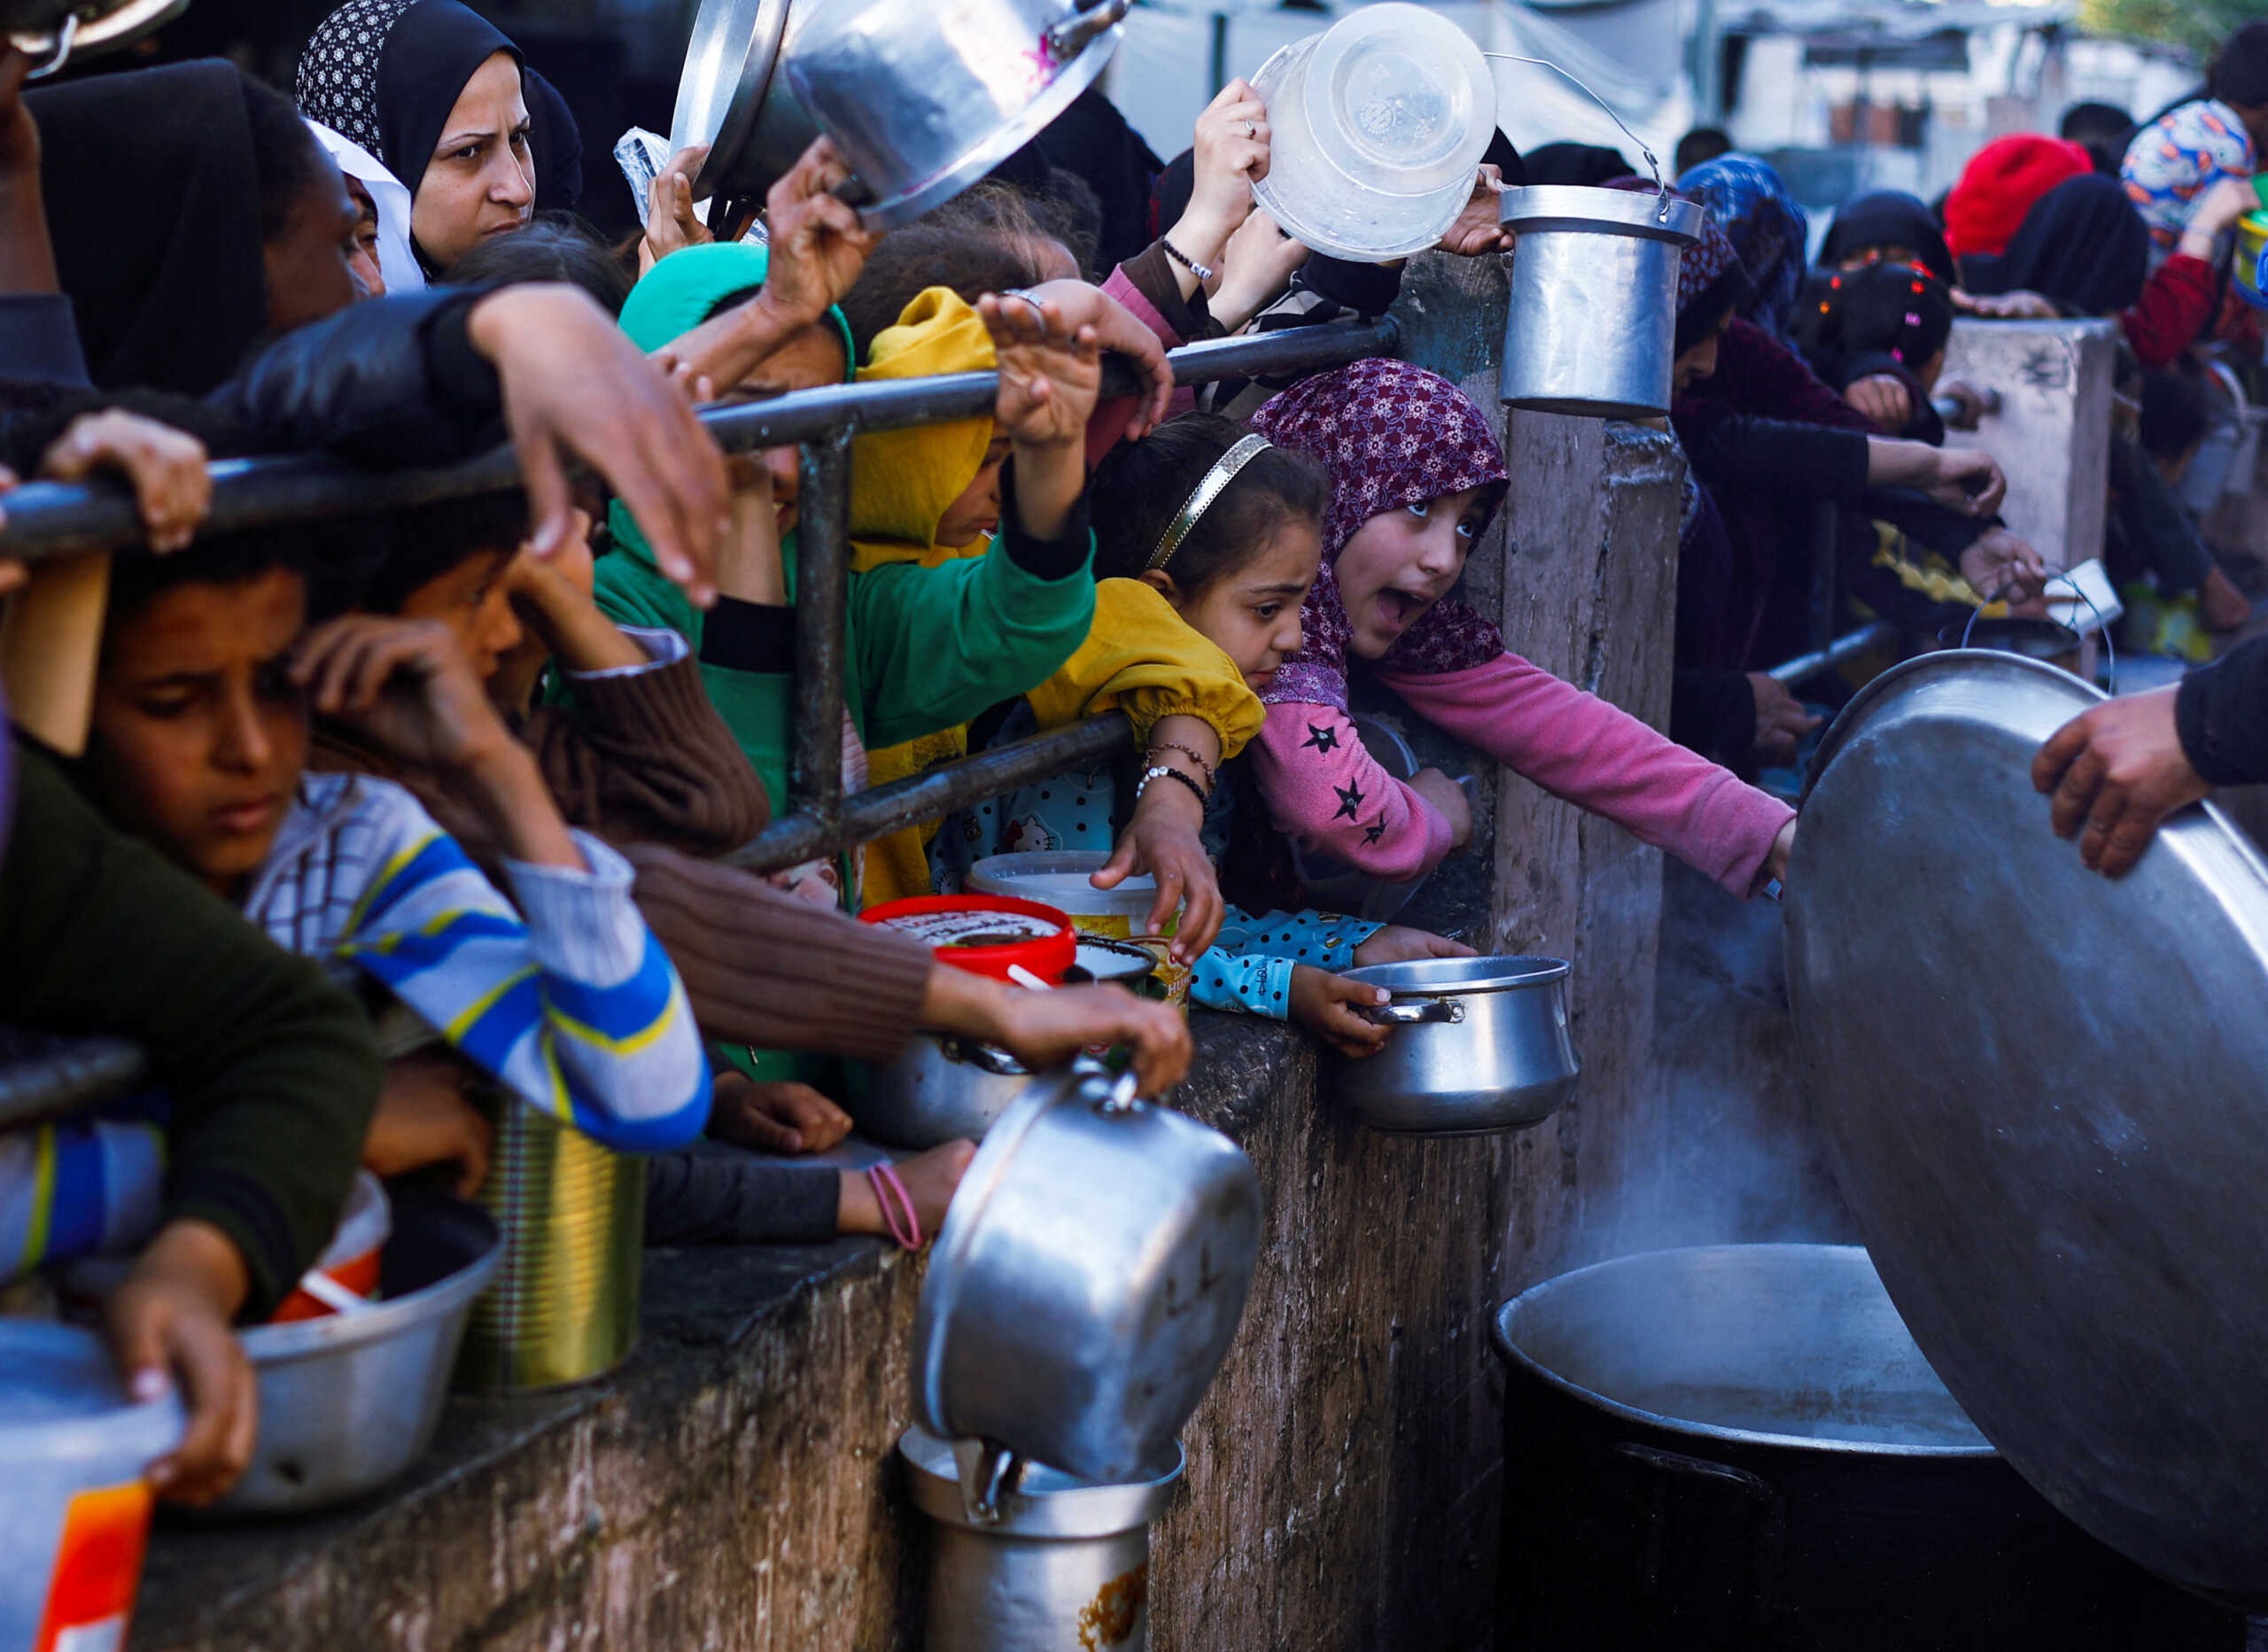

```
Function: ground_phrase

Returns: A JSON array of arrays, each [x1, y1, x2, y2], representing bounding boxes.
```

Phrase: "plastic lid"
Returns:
[[1304, 3, 1495, 195], [0, 1321, 184, 1466], [967, 852, 1156, 919], [860, 893, 1078, 983]]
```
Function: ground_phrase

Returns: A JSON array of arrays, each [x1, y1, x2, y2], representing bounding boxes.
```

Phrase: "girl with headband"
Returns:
[[943, 414, 1477, 1059]]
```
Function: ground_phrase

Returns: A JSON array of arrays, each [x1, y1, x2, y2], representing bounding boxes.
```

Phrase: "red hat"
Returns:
[[1944, 135, 2095, 259]]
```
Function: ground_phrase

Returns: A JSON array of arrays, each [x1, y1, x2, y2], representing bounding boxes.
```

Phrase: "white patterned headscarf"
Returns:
[[305, 118, 424, 295]]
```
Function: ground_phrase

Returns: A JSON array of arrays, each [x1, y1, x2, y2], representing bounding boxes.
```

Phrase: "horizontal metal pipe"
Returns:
[[726, 714, 1130, 874], [1767, 619, 1898, 686], [0, 316, 1400, 561]]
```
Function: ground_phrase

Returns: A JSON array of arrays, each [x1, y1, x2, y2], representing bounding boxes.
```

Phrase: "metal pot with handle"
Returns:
[[781, 0, 1130, 229], [850, 1034, 1032, 1147], [6, 0, 187, 77], [914, 1060, 1262, 1495], [1324, 956, 1579, 1135]]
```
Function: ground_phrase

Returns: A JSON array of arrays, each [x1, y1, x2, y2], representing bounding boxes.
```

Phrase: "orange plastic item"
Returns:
[[860, 894, 1076, 984], [34, 1480, 152, 1652]]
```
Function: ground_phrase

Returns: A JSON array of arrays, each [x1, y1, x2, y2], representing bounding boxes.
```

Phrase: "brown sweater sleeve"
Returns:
[[519, 654, 772, 857], [1119, 242, 1222, 343], [624, 843, 934, 1063]]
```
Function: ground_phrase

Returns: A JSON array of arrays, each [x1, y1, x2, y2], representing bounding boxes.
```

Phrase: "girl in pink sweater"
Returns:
[[1244, 358, 1797, 897]]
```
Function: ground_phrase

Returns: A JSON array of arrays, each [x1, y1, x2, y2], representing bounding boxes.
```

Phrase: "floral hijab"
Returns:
[[1677, 155, 1810, 341], [1247, 358, 1509, 710]]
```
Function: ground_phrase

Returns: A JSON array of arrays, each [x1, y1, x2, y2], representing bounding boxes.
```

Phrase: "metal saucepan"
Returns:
[[781, 0, 1130, 229], [913, 1060, 1261, 1501], [6, 0, 187, 77], [215, 1189, 500, 1513], [1325, 955, 1579, 1135], [850, 1034, 1032, 1147]]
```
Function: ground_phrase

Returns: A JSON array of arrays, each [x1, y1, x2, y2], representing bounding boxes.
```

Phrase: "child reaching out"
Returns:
[[951, 413, 1477, 1058], [1244, 358, 1798, 897]]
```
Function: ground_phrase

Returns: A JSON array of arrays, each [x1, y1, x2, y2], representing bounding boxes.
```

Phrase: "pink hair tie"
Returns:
[[866, 1162, 924, 1249]]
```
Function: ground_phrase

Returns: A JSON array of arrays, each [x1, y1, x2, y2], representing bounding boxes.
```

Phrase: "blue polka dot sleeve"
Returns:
[[1213, 905, 1383, 972], [1189, 947, 1296, 1019]]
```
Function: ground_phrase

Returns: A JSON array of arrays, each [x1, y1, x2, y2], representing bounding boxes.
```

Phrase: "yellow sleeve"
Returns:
[[1024, 578, 1265, 758]]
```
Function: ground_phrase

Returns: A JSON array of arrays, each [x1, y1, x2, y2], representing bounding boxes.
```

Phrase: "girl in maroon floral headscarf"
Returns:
[[1244, 356, 1797, 898]]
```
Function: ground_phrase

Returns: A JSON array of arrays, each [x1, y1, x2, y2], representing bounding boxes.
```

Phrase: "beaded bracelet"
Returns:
[[1146, 740, 1218, 790], [1136, 764, 1210, 811], [1161, 237, 1216, 284]]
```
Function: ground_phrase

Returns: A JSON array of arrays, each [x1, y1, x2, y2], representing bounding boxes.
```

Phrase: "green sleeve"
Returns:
[[591, 547, 703, 648], [850, 536, 1098, 752], [0, 744, 384, 1320]]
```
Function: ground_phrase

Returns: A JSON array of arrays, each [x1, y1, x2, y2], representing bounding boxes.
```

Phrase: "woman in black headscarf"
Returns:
[[1961, 173, 2148, 317], [28, 61, 361, 395], [1818, 189, 1956, 286], [297, 0, 582, 276]]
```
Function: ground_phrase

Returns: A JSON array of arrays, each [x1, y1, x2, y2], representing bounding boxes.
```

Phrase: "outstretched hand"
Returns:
[[37, 410, 212, 554], [1437, 164, 1512, 257], [981, 291, 1105, 451], [641, 143, 714, 271], [1022, 277, 1175, 438], [467, 283, 727, 607], [762, 136, 874, 327], [1094, 775, 1226, 959], [1289, 966, 1394, 1058], [2032, 686, 2210, 877]]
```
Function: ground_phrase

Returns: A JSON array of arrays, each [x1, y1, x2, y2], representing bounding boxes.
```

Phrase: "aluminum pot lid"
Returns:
[[1783, 650, 2268, 1602]]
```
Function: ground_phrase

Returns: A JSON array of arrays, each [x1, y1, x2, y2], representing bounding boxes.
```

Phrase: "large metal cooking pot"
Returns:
[[671, 0, 797, 206], [217, 1190, 499, 1513], [1324, 955, 1577, 1135], [1497, 185, 1704, 418], [4, 0, 186, 77], [901, 1423, 1180, 1652], [1491, 1245, 2238, 1650], [781, 0, 1130, 229], [913, 1060, 1261, 1489], [850, 1034, 1032, 1147]]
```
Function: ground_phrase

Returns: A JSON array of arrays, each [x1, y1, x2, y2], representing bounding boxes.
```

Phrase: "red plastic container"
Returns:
[[861, 894, 1076, 984]]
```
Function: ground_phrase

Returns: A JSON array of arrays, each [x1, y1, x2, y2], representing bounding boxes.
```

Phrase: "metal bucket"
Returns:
[[1497, 185, 1704, 418], [454, 1104, 644, 1392], [901, 1424, 1181, 1652]]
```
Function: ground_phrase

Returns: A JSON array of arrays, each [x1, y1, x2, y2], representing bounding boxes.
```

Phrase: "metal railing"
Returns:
[[0, 315, 1400, 874]]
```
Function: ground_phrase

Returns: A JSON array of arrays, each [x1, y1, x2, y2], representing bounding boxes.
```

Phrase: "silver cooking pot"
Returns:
[[1325, 955, 1579, 1135], [6, 0, 186, 76], [781, 0, 1130, 229], [850, 1034, 1032, 1147], [914, 1060, 1262, 1493]]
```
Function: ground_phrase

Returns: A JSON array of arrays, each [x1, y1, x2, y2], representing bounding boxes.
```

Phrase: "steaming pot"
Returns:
[[1496, 185, 1704, 418], [1324, 955, 1578, 1135], [913, 1060, 1261, 1486], [1490, 1245, 2236, 1649]]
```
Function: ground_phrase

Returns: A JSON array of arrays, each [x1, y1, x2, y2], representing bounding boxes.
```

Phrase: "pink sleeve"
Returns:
[[1247, 700, 1455, 880], [1082, 267, 1189, 469], [1379, 655, 1796, 897]]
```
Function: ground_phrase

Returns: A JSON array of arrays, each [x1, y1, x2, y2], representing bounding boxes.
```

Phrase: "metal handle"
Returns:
[[18, 10, 79, 79], [954, 1438, 1027, 1526], [1612, 1440, 1773, 1501], [1360, 997, 1464, 1027], [940, 1038, 1029, 1077], [1959, 570, 2116, 695], [1045, 0, 1129, 62], [1095, 1066, 1144, 1114], [1481, 52, 1665, 206]]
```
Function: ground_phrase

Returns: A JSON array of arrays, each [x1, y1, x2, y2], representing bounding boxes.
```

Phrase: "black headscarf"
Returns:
[[1962, 174, 2148, 318], [298, 1, 580, 219], [29, 61, 270, 395], [1819, 190, 1956, 286], [1522, 143, 1634, 187]]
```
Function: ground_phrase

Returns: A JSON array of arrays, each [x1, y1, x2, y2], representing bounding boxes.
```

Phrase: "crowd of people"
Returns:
[[0, 0, 2261, 1523]]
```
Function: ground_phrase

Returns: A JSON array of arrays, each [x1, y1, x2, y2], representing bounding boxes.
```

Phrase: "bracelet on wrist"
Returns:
[[1136, 764, 1210, 811], [1146, 740, 1218, 789], [1161, 237, 1216, 284]]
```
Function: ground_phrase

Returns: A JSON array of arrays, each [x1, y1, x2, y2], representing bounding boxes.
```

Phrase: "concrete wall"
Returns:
[[1942, 318, 2118, 574], [130, 252, 1695, 1652]]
